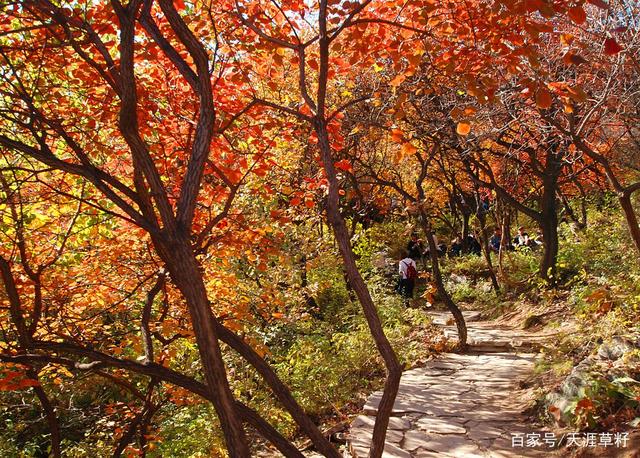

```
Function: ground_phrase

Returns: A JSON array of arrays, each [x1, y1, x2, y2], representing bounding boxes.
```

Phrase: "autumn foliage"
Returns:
[[0, 0, 639, 456]]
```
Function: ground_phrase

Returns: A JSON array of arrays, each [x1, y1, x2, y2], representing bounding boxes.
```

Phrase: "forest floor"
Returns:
[[346, 309, 639, 458]]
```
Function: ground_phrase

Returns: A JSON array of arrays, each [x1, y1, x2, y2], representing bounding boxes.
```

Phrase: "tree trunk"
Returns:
[[477, 212, 500, 292], [619, 192, 640, 256], [316, 122, 402, 458], [540, 214, 559, 284], [419, 211, 468, 351], [213, 323, 341, 457], [154, 236, 250, 457], [498, 209, 510, 277], [31, 377, 61, 458], [540, 165, 560, 284], [461, 212, 470, 249]]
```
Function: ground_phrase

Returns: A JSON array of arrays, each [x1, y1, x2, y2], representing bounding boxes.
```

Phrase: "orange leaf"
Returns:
[[390, 128, 404, 143], [567, 85, 587, 103], [401, 142, 418, 156], [536, 88, 553, 109], [568, 6, 586, 24], [560, 34, 574, 46], [548, 405, 562, 422], [389, 73, 406, 87], [463, 106, 477, 116], [604, 38, 623, 55], [290, 197, 301, 206], [576, 398, 595, 412], [456, 122, 471, 136]]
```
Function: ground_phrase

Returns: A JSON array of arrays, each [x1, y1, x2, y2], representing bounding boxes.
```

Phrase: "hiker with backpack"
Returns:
[[398, 251, 418, 300]]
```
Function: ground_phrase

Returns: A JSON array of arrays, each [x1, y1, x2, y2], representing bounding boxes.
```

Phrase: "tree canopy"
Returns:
[[1, 0, 639, 456]]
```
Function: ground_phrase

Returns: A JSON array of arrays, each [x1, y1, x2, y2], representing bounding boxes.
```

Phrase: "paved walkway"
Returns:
[[347, 310, 555, 457]]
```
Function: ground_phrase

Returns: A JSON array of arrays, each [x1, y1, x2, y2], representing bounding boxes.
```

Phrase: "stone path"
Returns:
[[347, 310, 555, 457], [428, 310, 558, 353]]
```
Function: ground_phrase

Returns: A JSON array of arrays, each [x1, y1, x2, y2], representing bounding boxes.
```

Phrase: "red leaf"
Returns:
[[563, 52, 589, 65], [604, 38, 623, 55], [587, 0, 609, 9], [334, 159, 353, 172], [568, 6, 587, 24], [536, 88, 553, 109], [18, 379, 40, 388]]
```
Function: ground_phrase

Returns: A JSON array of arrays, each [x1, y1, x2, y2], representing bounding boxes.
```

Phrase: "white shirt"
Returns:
[[399, 258, 417, 279]]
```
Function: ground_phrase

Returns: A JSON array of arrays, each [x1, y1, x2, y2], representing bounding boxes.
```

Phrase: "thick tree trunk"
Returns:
[[316, 122, 402, 458], [540, 167, 560, 284], [419, 212, 468, 350], [154, 237, 250, 457], [619, 192, 640, 256], [540, 215, 559, 283]]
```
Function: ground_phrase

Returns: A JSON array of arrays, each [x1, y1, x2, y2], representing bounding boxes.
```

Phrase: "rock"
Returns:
[[597, 336, 636, 361], [522, 314, 544, 330], [349, 439, 411, 458], [415, 416, 467, 434], [351, 415, 411, 431], [449, 273, 468, 284], [404, 431, 483, 455], [372, 251, 389, 269], [558, 366, 592, 398], [350, 427, 405, 444], [465, 421, 509, 440], [423, 360, 465, 371]]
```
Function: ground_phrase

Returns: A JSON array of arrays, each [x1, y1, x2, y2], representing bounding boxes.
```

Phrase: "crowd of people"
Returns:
[[489, 226, 543, 253], [396, 226, 543, 300]]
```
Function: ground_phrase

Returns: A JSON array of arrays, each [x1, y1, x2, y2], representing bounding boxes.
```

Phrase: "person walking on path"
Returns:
[[398, 251, 418, 300]]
